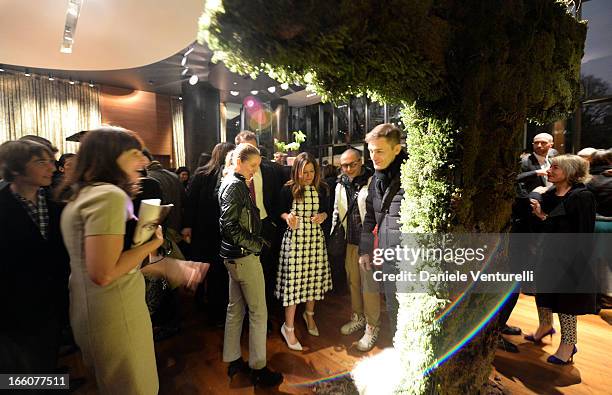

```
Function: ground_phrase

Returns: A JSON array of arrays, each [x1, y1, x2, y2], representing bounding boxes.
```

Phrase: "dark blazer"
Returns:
[[516, 153, 548, 196], [587, 165, 612, 217], [530, 184, 597, 315], [184, 168, 224, 262], [359, 150, 407, 257], [0, 184, 69, 372], [259, 160, 285, 223]]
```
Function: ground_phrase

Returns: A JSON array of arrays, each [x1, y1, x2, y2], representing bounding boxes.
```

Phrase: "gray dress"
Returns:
[[61, 183, 158, 395]]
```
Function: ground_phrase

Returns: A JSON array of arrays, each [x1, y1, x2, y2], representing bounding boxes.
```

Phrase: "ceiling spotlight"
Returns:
[[88, 80, 94, 87], [280, 82, 289, 90], [24, 69, 31, 77], [178, 96, 183, 101], [48, 74, 55, 81], [188, 74, 199, 85], [250, 90, 258, 95], [184, 46, 194, 57], [0, 65, 4, 72], [267, 86, 276, 93], [69, 78, 75, 85], [181, 68, 189, 76], [233, 81, 238, 85], [181, 56, 188, 67], [60, 0, 82, 54], [230, 90, 239, 96]]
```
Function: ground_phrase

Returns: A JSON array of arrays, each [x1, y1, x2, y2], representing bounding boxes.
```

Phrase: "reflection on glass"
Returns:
[[335, 103, 349, 144], [387, 103, 404, 131], [321, 103, 333, 145], [368, 100, 385, 132], [306, 104, 319, 148], [351, 97, 367, 142]]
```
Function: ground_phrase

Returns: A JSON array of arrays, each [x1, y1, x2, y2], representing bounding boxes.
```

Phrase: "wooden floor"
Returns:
[[63, 293, 612, 394]]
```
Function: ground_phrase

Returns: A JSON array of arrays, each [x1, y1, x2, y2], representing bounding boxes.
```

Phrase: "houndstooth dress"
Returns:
[[275, 185, 332, 306]]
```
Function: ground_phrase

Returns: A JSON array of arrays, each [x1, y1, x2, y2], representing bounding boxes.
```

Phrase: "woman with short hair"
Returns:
[[528, 154, 596, 365]]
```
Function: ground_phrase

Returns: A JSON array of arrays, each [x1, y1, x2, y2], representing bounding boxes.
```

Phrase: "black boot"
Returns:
[[227, 358, 250, 379], [250, 366, 283, 388], [502, 324, 522, 336], [497, 337, 519, 353]]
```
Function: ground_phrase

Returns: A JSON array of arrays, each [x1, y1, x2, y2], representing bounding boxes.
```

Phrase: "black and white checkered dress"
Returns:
[[275, 185, 332, 306]]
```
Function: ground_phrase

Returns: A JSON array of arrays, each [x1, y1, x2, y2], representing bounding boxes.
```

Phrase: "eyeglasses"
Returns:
[[340, 160, 361, 169]]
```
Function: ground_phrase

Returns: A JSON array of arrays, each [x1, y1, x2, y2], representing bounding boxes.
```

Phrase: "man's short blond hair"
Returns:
[[365, 123, 401, 145], [235, 130, 257, 145]]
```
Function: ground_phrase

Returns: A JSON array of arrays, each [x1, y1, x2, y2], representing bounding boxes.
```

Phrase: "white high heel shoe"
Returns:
[[303, 311, 319, 336], [281, 323, 303, 351]]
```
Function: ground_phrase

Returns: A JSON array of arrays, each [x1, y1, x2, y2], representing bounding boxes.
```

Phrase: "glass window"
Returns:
[[306, 104, 320, 148], [321, 103, 333, 145], [351, 96, 367, 142], [368, 100, 385, 132], [387, 103, 405, 131], [335, 103, 349, 144], [581, 101, 612, 149], [581, 0, 612, 100]]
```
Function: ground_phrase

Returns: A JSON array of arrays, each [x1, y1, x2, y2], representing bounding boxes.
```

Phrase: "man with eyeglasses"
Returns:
[[330, 148, 380, 351]]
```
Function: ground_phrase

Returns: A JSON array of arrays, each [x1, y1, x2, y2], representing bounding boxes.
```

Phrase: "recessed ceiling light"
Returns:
[[280, 83, 289, 90], [267, 86, 276, 93], [178, 96, 182, 101], [306, 92, 317, 98], [48, 74, 55, 81], [69, 78, 75, 85], [181, 68, 189, 76], [24, 69, 31, 77], [230, 90, 239, 96], [189, 75, 199, 85], [233, 81, 238, 85], [181, 56, 188, 67], [184, 47, 194, 56], [88, 80, 94, 87], [250, 90, 258, 95]]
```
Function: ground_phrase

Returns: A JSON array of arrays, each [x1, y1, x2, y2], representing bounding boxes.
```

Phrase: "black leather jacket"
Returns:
[[218, 172, 265, 259]]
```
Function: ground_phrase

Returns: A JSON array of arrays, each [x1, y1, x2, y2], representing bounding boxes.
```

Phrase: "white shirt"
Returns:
[[534, 152, 552, 186], [252, 168, 267, 219]]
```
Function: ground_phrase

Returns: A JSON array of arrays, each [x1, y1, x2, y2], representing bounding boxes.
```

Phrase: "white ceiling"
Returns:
[[0, 0, 203, 70]]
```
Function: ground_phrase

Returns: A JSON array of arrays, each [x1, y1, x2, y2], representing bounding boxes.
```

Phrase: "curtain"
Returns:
[[0, 72, 101, 155], [171, 97, 185, 167]]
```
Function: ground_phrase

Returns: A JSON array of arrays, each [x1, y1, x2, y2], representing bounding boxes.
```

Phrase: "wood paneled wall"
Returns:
[[99, 86, 173, 159]]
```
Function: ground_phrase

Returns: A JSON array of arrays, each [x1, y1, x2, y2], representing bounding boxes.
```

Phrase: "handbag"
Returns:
[[328, 189, 359, 253]]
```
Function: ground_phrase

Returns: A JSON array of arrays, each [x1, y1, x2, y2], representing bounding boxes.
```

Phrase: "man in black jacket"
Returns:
[[359, 124, 407, 336], [0, 140, 69, 374], [516, 133, 555, 197]]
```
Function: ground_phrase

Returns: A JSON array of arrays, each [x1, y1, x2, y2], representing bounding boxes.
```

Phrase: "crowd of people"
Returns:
[[0, 125, 610, 393]]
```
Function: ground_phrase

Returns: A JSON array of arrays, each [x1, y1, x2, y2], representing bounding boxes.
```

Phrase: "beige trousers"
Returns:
[[223, 254, 268, 369], [345, 243, 381, 327]]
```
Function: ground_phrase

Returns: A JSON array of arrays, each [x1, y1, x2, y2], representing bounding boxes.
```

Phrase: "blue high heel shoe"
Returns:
[[524, 327, 556, 343], [547, 346, 577, 365]]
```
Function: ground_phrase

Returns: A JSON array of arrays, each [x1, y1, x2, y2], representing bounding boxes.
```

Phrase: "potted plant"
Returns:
[[274, 130, 306, 166]]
